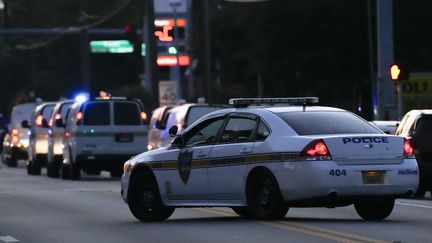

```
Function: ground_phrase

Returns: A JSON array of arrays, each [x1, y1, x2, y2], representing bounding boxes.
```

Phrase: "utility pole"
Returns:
[[144, 0, 160, 110], [202, 0, 212, 103], [79, 1, 90, 93], [376, 0, 395, 120]]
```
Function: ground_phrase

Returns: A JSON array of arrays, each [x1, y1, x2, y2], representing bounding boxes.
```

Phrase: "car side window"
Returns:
[[184, 117, 225, 147], [220, 117, 257, 143], [256, 119, 270, 141]]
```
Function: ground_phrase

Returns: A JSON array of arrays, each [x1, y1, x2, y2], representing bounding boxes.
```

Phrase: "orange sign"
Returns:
[[390, 64, 401, 80]]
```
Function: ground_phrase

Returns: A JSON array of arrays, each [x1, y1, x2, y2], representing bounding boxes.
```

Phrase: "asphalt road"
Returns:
[[1, 161, 432, 243]]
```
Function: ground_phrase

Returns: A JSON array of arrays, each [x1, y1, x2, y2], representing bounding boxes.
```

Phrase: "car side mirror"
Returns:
[[172, 135, 185, 148], [42, 118, 49, 128], [169, 125, 178, 138], [55, 119, 65, 128], [21, 120, 30, 128]]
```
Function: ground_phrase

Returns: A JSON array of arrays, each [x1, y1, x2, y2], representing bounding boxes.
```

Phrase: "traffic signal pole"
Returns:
[[144, 0, 160, 110], [376, 0, 395, 120]]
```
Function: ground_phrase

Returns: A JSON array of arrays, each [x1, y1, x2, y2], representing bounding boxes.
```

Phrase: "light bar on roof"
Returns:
[[229, 97, 319, 108]]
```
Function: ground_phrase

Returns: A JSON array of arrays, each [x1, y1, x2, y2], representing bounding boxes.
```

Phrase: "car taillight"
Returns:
[[299, 139, 332, 160], [76, 112, 83, 125], [11, 129, 19, 145], [35, 115, 43, 127], [141, 112, 148, 122], [403, 138, 414, 159]]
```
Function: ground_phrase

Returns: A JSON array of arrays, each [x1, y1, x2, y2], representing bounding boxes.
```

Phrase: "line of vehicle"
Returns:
[[396, 201, 432, 209], [197, 208, 390, 243], [0, 235, 19, 243]]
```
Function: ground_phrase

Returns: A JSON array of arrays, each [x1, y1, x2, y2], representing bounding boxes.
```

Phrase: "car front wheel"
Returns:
[[354, 198, 395, 220], [128, 170, 174, 222]]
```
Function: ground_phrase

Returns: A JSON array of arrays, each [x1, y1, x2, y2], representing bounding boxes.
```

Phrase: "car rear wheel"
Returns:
[[27, 159, 41, 175], [354, 198, 395, 220], [61, 163, 70, 180], [6, 152, 17, 167], [246, 171, 288, 220], [128, 170, 174, 222]]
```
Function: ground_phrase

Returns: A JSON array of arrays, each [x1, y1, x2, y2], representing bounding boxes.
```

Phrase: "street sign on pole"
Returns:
[[159, 80, 177, 105]]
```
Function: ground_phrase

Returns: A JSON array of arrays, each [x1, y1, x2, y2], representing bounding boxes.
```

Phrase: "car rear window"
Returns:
[[59, 102, 73, 119], [415, 116, 432, 133], [114, 102, 141, 125], [186, 106, 223, 126], [41, 105, 55, 119], [277, 111, 380, 135], [83, 102, 110, 125]]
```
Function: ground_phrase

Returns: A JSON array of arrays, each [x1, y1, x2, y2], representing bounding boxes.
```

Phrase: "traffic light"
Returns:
[[123, 23, 141, 55], [390, 63, 410, 81]]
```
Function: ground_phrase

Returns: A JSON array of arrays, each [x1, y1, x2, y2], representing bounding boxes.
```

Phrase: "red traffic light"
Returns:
[[390, 64, 401, 80], [124, 23, 133, 33]]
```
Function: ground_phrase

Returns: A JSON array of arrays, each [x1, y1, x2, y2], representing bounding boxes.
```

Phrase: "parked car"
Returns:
[[159, 103, 226, 148], [369, 120, 399, 134], [25, 102, 56, 175], [147, 105, 174, 151], [61, 97, 148, 180], [395, 110, 432, 196], [1, 103, 36, 167], [46, 100, 74, 178]]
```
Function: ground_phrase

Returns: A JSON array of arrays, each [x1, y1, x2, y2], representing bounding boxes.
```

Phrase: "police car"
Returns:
[[121, 97, 419, 222]]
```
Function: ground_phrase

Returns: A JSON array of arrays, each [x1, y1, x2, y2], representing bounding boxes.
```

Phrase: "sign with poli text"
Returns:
[[159, 80, 177, 105]]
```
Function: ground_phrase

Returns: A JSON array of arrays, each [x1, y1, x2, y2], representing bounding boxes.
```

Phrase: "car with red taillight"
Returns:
[[24, 102, 56, 175], [61, 97, 148, 180], [395, 109, 432, 196], [121, 97, 418, 222], [46, 100, 74, 178], [1, 102, 36, 167]]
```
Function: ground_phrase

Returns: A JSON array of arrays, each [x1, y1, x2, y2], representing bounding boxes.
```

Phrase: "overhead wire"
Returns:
[[15, 0, 131, 50]]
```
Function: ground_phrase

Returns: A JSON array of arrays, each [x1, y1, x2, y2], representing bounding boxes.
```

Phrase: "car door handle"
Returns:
[[196, 152, 207, 158], [240, 148, 252, 154]]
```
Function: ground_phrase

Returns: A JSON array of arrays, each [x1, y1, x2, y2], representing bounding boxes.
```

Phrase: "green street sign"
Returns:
[[90, 40, 134, 53]]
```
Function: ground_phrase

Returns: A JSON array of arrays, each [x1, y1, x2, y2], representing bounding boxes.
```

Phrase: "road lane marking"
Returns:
[[197, 208, 389, 243], [396, 202, 432, 209], [0, 236, 19, 243]]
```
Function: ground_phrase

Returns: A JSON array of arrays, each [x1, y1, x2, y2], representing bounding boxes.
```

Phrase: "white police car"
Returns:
[[121, 97, 418, 222]]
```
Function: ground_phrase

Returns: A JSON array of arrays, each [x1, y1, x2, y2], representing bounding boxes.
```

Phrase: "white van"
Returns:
[[159, 103, 226, 148], [61, 97, 148, 180], [1, 103, 36, 167], [147, 105, 174, 151], [46, 100, 74, 178], [25, 102, 56, 175]]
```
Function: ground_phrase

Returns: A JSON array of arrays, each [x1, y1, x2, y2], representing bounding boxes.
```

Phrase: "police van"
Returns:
[[62, 97, 148, 180]]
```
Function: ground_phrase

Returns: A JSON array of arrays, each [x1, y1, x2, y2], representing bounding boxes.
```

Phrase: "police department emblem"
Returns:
[[178, 149, 193, 184]]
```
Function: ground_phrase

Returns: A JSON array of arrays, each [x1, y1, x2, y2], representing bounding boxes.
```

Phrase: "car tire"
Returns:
[[26, 160, 33, 175], [70, 161, 81, 180], [354, 198, 395, 220], [414, 188, 426, 197], [231, 207, 253, 218], [46, 161, 53, 178], [246, 171, 288, 220], [61, 163, 70, 180], [6, 152, 17, 167], [128, 170, 175, 222]]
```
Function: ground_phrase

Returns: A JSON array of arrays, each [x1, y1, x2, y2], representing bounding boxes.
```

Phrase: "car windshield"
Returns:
[[277, 111, 381, 135]]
